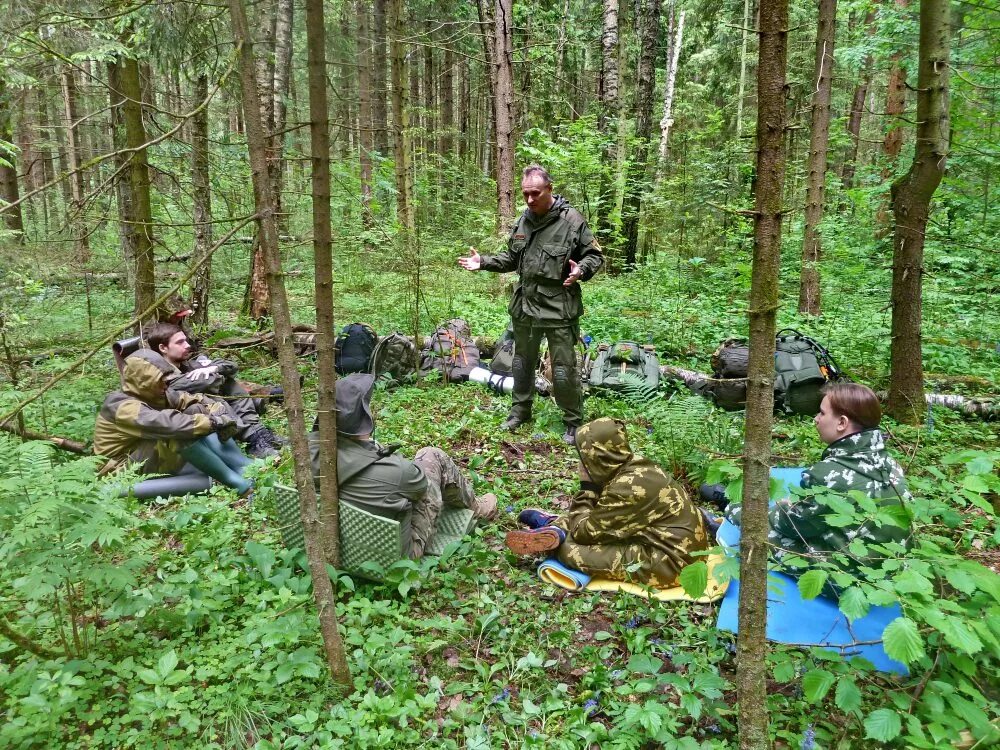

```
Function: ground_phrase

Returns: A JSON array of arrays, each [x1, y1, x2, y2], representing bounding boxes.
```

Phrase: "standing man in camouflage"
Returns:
[[505, 417, 710, 586], [458, 165, 604, 445]]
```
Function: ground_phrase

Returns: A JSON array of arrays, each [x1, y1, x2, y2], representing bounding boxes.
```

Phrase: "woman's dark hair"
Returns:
[[146, 322, 184, 353], [821, 382, 882, 430]]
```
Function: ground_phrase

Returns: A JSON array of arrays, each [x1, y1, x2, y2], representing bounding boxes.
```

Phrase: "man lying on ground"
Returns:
[[309, 373, 498, 559], [721, 382, 912, 596], [506, 417, 710, 586], [146, 322, 284, 457], [94, 350, 254, 496]]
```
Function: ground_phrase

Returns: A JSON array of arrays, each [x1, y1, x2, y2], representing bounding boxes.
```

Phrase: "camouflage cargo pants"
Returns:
[[511, 321, 583, 427], [411, 447, 476, 557], [555, 534, 677, 588]]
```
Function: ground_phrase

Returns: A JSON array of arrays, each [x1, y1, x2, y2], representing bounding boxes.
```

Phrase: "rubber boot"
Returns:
[[180, 437, 253, 495], [128, 472, 213, 500], [206, 433, 253, 471]]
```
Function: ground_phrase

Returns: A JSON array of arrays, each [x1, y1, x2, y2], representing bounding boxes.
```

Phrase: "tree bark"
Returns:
[[476, 0, 497, 183], [492, 0, 516, 225], [441, 39, 455, 158], [797, 0, 836, 316], [739, 0, 787, 743], [357, 0, 375, 232], [272, 0, 294, 234], [883, 0, 909, 165], [735, 0, 752, 140], [60, 68, 89, 262], [190, 74, 213, 326], [621, 0, 662, 268], [888, 0, 950, 424], [230, 0, 351, 685], [0, 82, 25, 237], [839, 9, 875, 189], [596, 0, 620, 242], [372, 0, 390, 155], [657, 8, 686, 166], [389, 0, 414, 234]]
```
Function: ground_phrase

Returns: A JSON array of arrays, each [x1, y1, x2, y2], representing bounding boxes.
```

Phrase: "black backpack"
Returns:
[[489, 328, 516, 377], [335, 323, 378, 374]]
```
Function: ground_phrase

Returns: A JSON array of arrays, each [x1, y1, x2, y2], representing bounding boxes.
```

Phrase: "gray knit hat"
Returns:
[[334, 373, 377, 436]]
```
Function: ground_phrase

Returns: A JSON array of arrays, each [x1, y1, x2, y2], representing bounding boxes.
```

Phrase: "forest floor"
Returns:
[[1, 242, 999, 749]]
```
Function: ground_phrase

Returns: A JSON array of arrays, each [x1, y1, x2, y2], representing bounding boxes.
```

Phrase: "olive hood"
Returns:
[[122, 350, 174, 407], [576, 417, 634, 485]]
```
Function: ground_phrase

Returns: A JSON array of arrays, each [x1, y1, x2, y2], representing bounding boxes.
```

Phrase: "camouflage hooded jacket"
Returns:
[[93, 350, 225, 473], [769, 428, 912, 566], [479, 196, 604, 326], [557, 418, 709, 585]]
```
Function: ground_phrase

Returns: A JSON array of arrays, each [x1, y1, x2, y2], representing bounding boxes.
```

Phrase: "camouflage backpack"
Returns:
[[370, 333, 419, 384], [587, 341, 660, 391], [489, 328, 516, 377], [419, 318, 481, 382]]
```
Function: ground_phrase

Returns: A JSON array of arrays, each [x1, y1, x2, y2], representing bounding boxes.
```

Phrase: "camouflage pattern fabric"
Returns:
[[412, 447, 478, 557], [167, 353, 265, 441], [552, 418, 709, 587]]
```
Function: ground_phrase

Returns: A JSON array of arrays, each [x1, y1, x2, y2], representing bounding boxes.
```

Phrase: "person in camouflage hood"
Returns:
[[458, 165, 604, 445], [727, 383, 912, 595], [506, 417, 710, 587], [94, 350, 253, 494]]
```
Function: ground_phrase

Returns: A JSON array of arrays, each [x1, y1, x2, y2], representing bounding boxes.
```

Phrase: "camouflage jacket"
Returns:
[[769, 429, 912, 568], [558, 418, 709, 585], [479, 196, 604, 326], [94, 350, 225, 473]]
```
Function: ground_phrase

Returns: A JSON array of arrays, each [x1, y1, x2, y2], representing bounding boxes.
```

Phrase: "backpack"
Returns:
[[587, 341, 660, 391], [419, 318, 481, 382], [489, 328, 516, 376], [370, 333, 419, 384], [335, 323, 378, 374]]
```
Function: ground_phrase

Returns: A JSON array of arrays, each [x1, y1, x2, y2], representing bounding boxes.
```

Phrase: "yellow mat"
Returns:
[[538, 552, 731, 603]]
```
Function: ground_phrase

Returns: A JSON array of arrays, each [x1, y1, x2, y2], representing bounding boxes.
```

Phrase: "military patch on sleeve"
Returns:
[[514, 233, 526, 240]]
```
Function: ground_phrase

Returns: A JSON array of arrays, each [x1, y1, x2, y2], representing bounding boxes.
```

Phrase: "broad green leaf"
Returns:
[[838, 587, 870, 622], [944, 567, 978, 596], [680, 692, 703, 722], [937, 616, 983, 655], [246, 541, 276, 578], [679, 561, 708, 599], [966, 455, 994, 475], [157, 650, 179, 679], [883, 617, 926, 665], [627, 653, 662, 675], [823, 514, 857, 528], [894, 569, 933, 596], [962, 474, 989, 493], [797, 570, 829, 600], [801, 669, 835, 703], [835, 677, 862, 713], [864, 708, 902, 742]]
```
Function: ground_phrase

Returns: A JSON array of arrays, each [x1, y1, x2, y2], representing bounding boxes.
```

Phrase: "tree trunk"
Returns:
[[357, 0, 375, 232], [657, 9, 686, 166], [620, 0, 662, 268], [739, 0, 788, 744], [441, 40, 455, 158], [272, 0, 294, 234], [797, 0, 836, 316], [839, 9, 875, 189], [372, 0, 389, 155], [888, 0, 950, 424], [230, 0, 351, 685], [476, 0, 497, 182], [190, 74, 213, 326], [389, 0, 414, 234], [114, 55, 156, 323], [492, 0, 516, 226], [60, 68, 89, 262], [0, 82, 25, 237], [735, 0, 752, 140], [554, 0, 571, 123], [883, 0, 909, 165], [596, 0, 620, 242], [423, 20, 435, 161]]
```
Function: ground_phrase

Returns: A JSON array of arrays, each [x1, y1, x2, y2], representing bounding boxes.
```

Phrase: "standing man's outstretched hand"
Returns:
[[563, 259, 583, 287], [458, 246, 481, 271]]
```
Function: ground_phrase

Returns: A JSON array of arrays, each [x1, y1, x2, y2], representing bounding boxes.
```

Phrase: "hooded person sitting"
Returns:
[[94, 350, 254, 496], [309, 373, 498, 559], [505, 417, 710, 587]]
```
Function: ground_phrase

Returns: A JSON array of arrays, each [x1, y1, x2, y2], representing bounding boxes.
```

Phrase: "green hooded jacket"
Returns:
[[557, 418, 709, 586], [479, 196, 604, 325]]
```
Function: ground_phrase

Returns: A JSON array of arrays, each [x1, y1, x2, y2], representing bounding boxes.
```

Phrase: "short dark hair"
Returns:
[[146, 322, 184, 354], [522, 164, 552, 186], [822, 382, 882, 430]]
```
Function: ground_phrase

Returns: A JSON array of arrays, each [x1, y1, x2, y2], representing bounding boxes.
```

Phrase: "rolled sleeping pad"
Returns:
[[127, 471, 214, 499], [469, 366, 514, 395]]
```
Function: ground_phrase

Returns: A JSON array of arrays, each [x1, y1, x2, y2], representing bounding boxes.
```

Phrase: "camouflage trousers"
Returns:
[[511, 321, 583, 427], [555, 533, 679, 588], [411, 447, 476, 557]]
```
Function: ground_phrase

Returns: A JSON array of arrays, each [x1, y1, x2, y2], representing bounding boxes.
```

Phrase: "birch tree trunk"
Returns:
[[797, 0, 836, 316], [888, 0, 950, 423], [61, 67, 89, 262], [596, 0, 620, 242], [272, 0, 294, 234], [657, 9, 685, 166], [230, 0, 351, 684], [190, 73, 213, 326], [492, 0, 516, 225], [739, 0, 788, 741]]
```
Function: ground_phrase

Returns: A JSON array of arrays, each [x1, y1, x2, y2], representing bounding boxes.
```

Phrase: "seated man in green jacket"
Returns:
[[726, 382, 912, 595], [310, 374, 497, 559], [505, 417, 710, 587]]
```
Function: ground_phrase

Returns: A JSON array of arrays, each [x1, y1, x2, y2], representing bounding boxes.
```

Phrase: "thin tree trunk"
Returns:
[[735, 0, 752, 139], [357, 0, 374, 233], [372, 0, 389, 155], [459, 58, 470, 160], [115, 55, 156, 323], [493, 0, 516, 226], [191, 74, 213, 326], [554, 0, 571, 122], [476, 0, 497, 182], [797, 0, 836, 315], [272, 0, 294, 235], [389, 0, 414, 233], [621, 0, 662, 268], [61, 68, 89, 262], [839, 9, 875, 189], [441, 40, 455, 158], [883, 0, 909, 165], [423, 20, 435, 161], [596, 0, 620, 242], [230, 0, 351, 684], [738, 0, 788, 743], [107, 60, 137, 289], [0, 82, 25, 237], [888, 0, 950, 424], [657, 9, 686, 166]]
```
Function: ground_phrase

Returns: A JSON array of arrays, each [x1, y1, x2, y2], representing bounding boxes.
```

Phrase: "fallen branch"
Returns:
[[0, 423, 88, 454]]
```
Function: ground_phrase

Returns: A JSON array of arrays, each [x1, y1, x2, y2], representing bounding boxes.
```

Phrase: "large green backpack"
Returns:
[[587, 341, 660, 391], [773, 329, 840, 415], [370, 332, 419, 385]]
